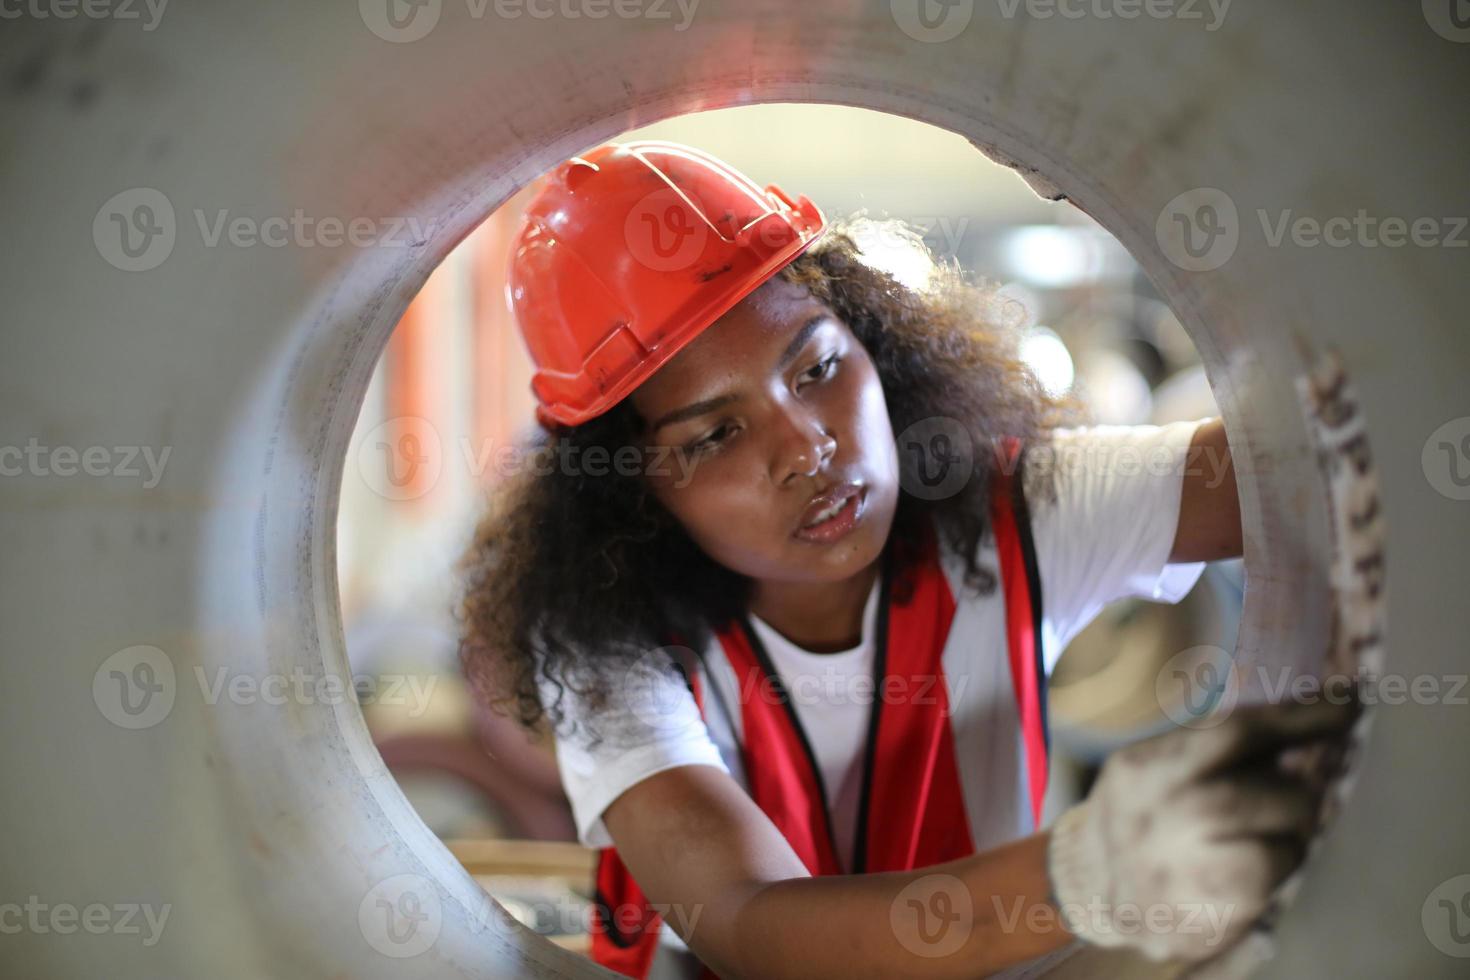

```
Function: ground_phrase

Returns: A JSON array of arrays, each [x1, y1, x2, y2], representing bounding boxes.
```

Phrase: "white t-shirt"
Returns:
[[547, 419, 1212, 863], [745, 580, 883, 875]]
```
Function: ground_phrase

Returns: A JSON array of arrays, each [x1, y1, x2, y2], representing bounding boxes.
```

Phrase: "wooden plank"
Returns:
[[446, 838, 597, 880]]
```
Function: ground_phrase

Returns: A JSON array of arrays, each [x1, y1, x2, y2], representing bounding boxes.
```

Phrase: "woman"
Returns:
[[458, 141, 1356, 979]]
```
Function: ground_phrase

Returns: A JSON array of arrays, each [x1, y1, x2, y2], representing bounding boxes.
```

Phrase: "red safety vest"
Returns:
[[589, 449, 1048, 978]]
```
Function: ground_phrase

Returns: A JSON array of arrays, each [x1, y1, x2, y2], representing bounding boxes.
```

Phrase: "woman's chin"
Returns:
[[784, 523, 891, 583]]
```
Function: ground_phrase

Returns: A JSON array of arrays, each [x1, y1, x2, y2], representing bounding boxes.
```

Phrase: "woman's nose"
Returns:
[[776, 406, 837, 484]]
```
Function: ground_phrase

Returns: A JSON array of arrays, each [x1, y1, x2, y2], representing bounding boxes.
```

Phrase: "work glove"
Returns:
[[1044, 692, 1360, 963]]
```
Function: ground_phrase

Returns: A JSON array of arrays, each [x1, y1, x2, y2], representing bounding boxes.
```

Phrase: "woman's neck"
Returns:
[[747, 559, 882, 654]]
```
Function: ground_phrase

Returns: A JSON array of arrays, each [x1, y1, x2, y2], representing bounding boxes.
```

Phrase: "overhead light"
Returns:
[[1020, 327, 1075, 397], [1077, 349, 1154, 424], [1003, 225, 1102, 288]]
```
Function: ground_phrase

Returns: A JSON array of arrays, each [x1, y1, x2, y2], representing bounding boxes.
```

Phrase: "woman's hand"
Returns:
[[1046, 693, 1359, 962]]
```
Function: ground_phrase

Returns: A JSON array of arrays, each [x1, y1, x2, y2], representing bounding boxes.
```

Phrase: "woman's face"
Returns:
[[629, 276, 900, 586]]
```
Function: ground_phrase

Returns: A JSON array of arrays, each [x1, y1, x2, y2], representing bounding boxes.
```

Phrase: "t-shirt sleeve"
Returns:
[[1028, 419, 1213, 668], [538, 653, 730, 850]]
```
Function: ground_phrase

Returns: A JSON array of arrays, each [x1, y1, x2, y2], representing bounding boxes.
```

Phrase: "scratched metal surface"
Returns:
[[1, 2, 1467, 977]]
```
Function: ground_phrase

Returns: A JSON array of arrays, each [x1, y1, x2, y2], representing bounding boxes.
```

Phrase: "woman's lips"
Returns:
[[796, 481, 863, 529], [794, 486, 868, 544]]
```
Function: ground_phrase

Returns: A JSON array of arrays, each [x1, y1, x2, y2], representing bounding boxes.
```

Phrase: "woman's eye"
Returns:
[[801, 354, 841, 386], [688, 423, 735, 453]]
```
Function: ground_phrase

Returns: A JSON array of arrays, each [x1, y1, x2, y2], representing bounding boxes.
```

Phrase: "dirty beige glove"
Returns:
[[1045, 695, 1358, 963]]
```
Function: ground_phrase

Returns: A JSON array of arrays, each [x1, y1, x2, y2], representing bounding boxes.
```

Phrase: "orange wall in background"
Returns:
[[470, 187, 536, 481], [383, 259, 455, 511]]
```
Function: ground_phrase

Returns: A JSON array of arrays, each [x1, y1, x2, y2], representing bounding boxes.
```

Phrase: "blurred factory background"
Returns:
[[333, 103, 1242, 953]]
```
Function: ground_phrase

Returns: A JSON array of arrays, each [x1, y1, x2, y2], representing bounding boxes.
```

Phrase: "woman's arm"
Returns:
[[603, 764, 1071, 979], [604, 693, 1358, 978], [1170, 418, 1243, 563]]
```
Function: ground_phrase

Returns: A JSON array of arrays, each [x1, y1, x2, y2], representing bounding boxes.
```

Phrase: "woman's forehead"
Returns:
[[630, 278, 834, 410], [680, 278, 827, 362], [737, 274, 820, 321]]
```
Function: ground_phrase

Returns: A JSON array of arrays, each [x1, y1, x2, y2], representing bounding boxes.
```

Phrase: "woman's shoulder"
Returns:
[[1022, 419, 1211, 509], [930, 421, 1209, 599]]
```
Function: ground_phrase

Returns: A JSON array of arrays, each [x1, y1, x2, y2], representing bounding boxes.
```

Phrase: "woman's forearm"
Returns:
[[1171, 417, 1242, 563], [727, 831, 1074, 980]]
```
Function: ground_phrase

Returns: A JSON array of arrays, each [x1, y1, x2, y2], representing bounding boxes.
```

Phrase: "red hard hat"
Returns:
[[507, 140, 829, 429]]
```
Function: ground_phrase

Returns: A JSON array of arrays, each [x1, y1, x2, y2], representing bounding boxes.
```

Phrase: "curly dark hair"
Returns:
[[456, 217, 1086, 739]]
